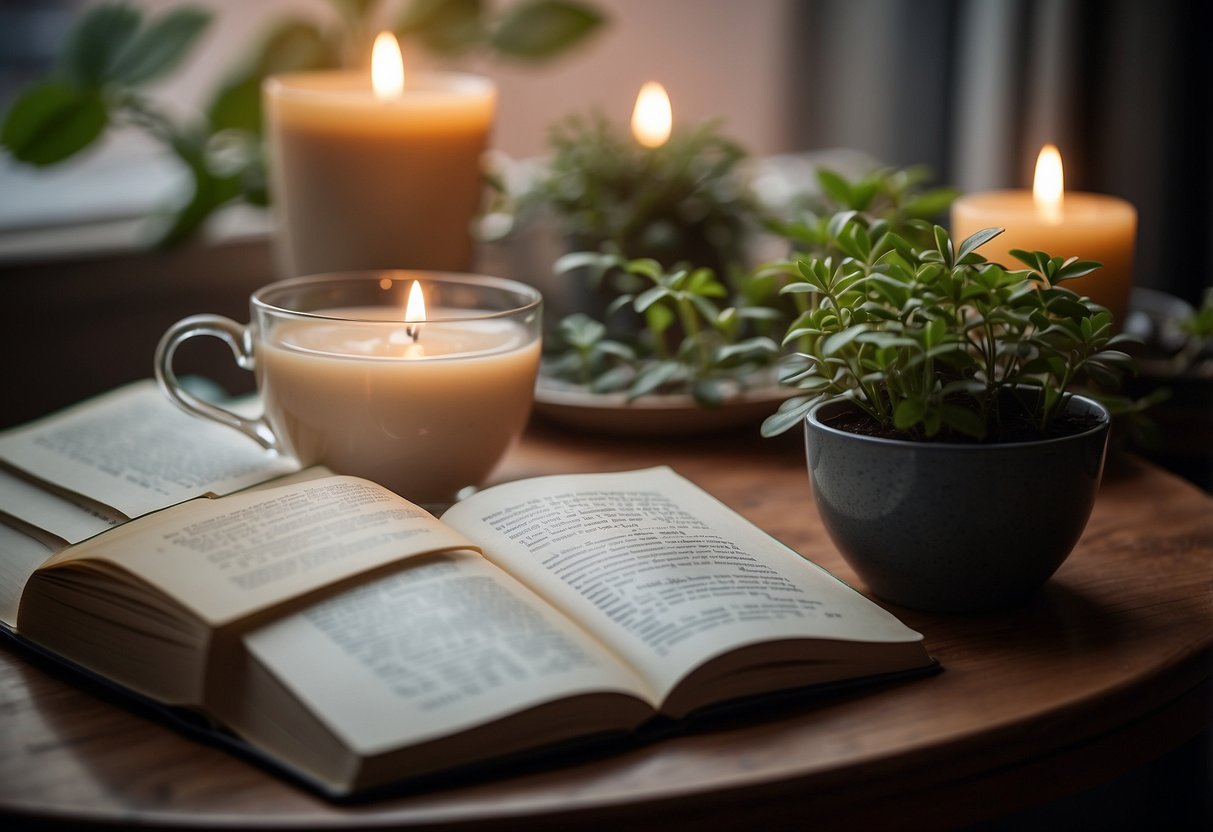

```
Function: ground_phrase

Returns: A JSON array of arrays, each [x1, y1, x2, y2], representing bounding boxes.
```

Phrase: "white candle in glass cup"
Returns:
[[156, 272, 542, 506]]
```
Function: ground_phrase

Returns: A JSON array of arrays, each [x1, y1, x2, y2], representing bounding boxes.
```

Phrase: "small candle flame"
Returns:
[[1033, 143, 1064, 224], [631, 81, 672, 148], [404, 280, 426, 342], [371, 32, 404, 100]]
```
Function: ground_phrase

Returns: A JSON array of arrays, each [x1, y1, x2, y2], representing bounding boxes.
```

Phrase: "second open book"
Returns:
[[2, 384, 932, 797]]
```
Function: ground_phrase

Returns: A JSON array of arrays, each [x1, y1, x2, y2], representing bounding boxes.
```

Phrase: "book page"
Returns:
[[0, 467, 121, 544], [442, 468, 923, 699], [39, 476, 479, 628], [242, 550, 653, 757], [0, 522, 56, 629], [0, 381, 298, 519]]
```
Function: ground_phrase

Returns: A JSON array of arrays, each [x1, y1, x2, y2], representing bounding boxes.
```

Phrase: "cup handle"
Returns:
[[154, 314, 281, 452]]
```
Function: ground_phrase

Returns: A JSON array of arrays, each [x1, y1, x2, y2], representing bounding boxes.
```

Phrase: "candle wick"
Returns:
[[406, 324, 420, 343]]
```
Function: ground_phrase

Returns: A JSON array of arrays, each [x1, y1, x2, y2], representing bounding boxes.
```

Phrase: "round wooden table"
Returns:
[[2, 424, 1210, 829]]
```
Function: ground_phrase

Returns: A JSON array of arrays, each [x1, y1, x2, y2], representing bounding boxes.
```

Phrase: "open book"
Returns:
[[1, 385, 933, 797]]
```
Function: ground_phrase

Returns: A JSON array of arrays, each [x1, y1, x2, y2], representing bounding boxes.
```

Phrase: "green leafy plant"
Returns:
[[545, 252, 782, 406], [1, 0, 605, 246], [1172, 287, 1213, 371], [503, 112, 757, 273], [760, 217, 1137, 440], [772, 164, 958, 256], [535, 164, 963, 410]]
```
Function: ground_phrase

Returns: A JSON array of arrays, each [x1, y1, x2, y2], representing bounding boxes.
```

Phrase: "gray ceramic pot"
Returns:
[[805, 394, 1111, 613]]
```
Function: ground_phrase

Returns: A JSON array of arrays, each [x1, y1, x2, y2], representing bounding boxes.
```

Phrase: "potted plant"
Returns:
[[761, 217, 1134, 612], [541, 251, 784, 410]]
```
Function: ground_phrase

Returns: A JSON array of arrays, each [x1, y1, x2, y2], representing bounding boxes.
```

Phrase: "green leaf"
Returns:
[[822, 323, 868, 356], [251, 20, 337, 75], [941, 403, 987, 439], [62, 3, 141, 84], [152, 164, 242, 248], [634, 285, 671, 313], [894, 398, 926, 430], [902, 187, 959, 219], [208, 21, 336, 136], [110, 7, 211, 85], [595, 340, 636, 362], [760, 396, 819, 438], [1009, 248, 1050, 273], [687, 268, 727, 297], [692, 377, 726, 408], [629, 361, 682, 398], [398, 0, 485, 55], [956, 226, 1003, 263], [688, 293, 721, 323], [491, 0, 605, 60], [932, 224, 953, 266], [925, 316, 946, 348], [207, 75, 262, 134], [825, 209, 858, 240], [1, 82, 107, 166], [717, 337, 778, 363], [558, 313, 605, 347], [817, 169, 852, 206], [555, 250, 617, 274], [1053, 258, 1103, 283], [625, 257, 665, 281], [644, 301, 675, 335], [591, 365, 633, 394]]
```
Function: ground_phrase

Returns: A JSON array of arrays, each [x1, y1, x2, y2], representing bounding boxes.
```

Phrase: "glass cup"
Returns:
[[155, 271, 542, 505]]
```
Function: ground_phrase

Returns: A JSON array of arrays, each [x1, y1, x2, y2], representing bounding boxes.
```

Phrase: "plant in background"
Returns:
[[535, 165, 962, 409], [501, 112, 757, 274], [1173, 287, 1213, 371], [772, 164, 958, 256], [760, 217, 1137, 439], [0, 0, 605, 246], [544, 251, 782, 406]]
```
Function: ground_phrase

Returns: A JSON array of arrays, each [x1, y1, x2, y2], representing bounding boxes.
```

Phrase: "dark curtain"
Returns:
[[788, 0, 1212, 307]]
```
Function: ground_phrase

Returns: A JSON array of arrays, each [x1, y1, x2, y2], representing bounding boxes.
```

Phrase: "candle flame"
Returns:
[[631, 81, 672, 148], [371, 32, 404, 100], [1033, 143, 1064, 224], [404, 280, 426, 342]]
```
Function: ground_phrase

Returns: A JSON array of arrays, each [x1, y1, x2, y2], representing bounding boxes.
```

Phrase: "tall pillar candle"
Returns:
[[264, 34, 495, 276], [951, 145, 1137, 328]]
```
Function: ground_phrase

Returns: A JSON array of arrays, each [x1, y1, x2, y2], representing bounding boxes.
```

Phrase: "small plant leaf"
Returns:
[[491, 0, 605, 60], [893, 398, 926, 430], [62, 3, 141, 84], [629, 360, 682, 398], [110, 7, 212, 85], [822, 323, 868, 356], [590, 365, 633, 394], [956, 226, 1003, 263], [760, 396, 819, 438], [398, 0, 485, 55], [634, 285, 671, 313], [932, 224, 953, 267], [644, 301, 675, 335], [1, 82, 107, 166], [1053, 258, 1103, 282], [817, 169, 853, 206], [691, 377, 727, 408], [941, 403, 987, 439]]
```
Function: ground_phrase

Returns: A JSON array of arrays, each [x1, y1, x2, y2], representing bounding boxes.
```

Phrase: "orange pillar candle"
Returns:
[[264, 33, 496, 276], [951, 145, 1137, 328]]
